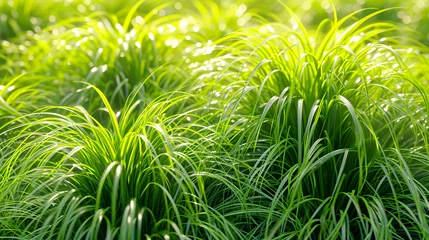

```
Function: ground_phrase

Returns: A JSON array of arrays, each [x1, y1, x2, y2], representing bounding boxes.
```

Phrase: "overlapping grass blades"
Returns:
[[205, 7, 429, 239], [1, 1, 429, 239], [0, 85, 244, 239]]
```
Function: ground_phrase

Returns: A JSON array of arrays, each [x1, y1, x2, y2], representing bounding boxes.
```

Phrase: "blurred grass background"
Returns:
[[1, 0, 428, 44], [1, 0, 427, 115]]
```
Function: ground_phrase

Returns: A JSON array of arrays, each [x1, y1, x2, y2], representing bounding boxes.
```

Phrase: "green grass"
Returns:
[[1, 0, 429, 239]]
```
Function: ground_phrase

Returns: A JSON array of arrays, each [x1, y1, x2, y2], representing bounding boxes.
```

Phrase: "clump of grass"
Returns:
[[0, 85, 244, 239], [1, 4, 187, 113], [201, 7, 429, 239]]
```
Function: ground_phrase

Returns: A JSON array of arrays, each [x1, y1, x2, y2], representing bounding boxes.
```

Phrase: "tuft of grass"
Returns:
[[0, 85, 244, 239], [198, 6, 429, 239]]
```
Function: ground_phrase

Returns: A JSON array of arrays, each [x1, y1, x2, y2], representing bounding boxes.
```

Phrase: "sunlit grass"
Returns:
[[1, 0, 429, 239]]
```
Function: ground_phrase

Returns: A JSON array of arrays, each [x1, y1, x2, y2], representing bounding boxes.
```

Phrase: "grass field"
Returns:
[[1, 0, 429, 239]]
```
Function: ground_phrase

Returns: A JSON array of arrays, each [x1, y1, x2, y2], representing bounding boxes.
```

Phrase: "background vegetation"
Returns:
[[1, 0, 429, 239]]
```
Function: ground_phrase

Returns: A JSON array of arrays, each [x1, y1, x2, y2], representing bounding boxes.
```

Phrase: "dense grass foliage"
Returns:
[[1, 0, 429, 239]]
